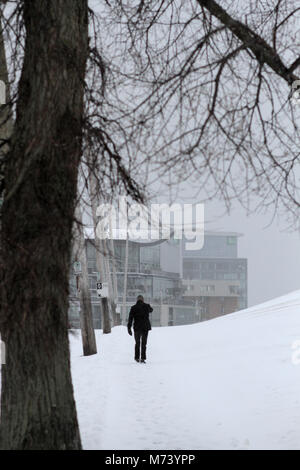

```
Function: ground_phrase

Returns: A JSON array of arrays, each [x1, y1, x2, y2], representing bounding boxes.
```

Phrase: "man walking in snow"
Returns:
[[127, 295, 153, 363]]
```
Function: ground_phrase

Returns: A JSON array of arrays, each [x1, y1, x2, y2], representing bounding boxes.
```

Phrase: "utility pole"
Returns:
[[73, 205, 97, 356], [122, 233, 129, 325], [109, 231, 120, 325], [103, 237, 118, 326], [88, 172, 112, 334]]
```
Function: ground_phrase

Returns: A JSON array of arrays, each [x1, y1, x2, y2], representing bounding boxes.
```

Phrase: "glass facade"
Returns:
[[183, 259, 247, 283], [183, 244, 248, 311], [69, 232, 248, 328], [183, 234, 238, 259], [140, 245, 160, 272]]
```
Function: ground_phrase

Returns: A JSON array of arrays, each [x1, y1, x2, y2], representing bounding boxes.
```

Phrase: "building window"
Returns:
[[229, 285, 239, 295], [227, 236, 237, 246]]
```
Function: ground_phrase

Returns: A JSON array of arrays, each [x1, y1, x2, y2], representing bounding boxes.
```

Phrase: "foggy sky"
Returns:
[[87, 0, 300, 309], [205, 203, 300, 307], [149, 179, 300, 308]]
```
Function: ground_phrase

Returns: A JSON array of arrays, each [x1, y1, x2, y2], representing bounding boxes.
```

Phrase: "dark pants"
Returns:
[[134, 330, 149, 361]]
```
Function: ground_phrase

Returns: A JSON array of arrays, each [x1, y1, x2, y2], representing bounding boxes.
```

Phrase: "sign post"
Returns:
[[73, 261, 82, 294], [97, 282, 108, 299], [73, 261, 82, 275]]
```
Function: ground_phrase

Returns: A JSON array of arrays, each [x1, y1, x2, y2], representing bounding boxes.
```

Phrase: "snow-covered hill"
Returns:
[[72, 290, 300, 450]]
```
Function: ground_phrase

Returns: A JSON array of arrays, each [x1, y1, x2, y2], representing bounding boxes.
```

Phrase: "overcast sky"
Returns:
[[205, 202, 300, 307], [150, 171, 300, 307], [87, 0, 300, 309], [145, 177, 300, 308]]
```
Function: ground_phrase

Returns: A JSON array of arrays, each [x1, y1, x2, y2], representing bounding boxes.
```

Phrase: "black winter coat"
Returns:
[[127, 300, 153, 331]]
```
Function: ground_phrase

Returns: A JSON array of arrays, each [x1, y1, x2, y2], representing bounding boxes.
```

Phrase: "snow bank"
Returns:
[[71, 290, 300, 450]]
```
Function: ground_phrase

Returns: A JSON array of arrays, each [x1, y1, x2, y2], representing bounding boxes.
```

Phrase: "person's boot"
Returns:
[[140, 359, 146, 364], [135, 358, 140, 363]]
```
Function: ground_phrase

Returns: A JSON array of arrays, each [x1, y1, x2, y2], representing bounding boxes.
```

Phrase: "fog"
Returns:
[[87, 0, 300, 309], [205, 203, 300, 307], [150, 182, 300, 308]]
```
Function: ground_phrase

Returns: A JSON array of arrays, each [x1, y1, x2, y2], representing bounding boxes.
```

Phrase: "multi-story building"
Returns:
[[68, 231, 247, 328], [182, 232, 247, 321], [69, 237, 183, 328]]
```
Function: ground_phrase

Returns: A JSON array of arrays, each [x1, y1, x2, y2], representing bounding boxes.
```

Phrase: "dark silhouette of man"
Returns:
[[127, 295, 153, 363]]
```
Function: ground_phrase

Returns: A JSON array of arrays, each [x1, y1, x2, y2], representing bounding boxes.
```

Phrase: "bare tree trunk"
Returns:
[[0, 14, 12, 200], [102, 237, 118, 327], [0, 0, 88, 450], [109, 235, 120, 325], [73, 206, 97, 356], [89, 173, 111, 334], [109, 218, 118, 302], [97, 239, 112, 334], [122, 233, 129, 325]]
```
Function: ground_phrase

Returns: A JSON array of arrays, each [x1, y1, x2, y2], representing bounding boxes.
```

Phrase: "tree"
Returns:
[[0, 11, 12, 199], [2, 0, 298, 451], [0, 0, 142, 449], [108, 235, 120, 325], [73, 205, 97, 356], [100, 0, 300, 223], [0, 0, 88, 450], [89, 171, 112, 334]]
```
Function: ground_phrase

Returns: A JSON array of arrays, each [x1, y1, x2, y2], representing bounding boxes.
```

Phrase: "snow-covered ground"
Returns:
[[71, 290, 300, 450]]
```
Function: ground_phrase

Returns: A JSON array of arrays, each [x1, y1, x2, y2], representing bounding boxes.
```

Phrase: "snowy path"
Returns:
[[71, 290, 300, 450], [71, 327, 201, 450]]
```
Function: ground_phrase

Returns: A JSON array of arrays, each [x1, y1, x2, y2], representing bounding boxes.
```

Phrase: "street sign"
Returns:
[[97, 282, 108, 298], [73, 261, 82, 275]]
